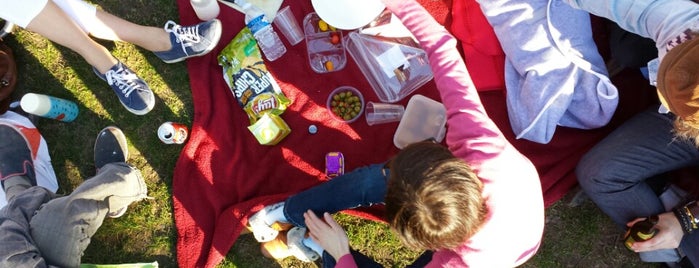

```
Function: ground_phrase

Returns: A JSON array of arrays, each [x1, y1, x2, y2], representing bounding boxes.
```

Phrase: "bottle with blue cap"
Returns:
[[234, 0, 286, 61]]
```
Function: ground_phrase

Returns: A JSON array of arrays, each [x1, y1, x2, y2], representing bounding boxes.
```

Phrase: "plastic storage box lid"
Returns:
[[345, 31, 433, 103], [393, 94, 447, 149]]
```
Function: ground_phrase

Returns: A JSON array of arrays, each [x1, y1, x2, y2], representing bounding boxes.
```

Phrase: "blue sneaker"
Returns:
[[154, 19, 222, 63], [93, 62, 155, 115]]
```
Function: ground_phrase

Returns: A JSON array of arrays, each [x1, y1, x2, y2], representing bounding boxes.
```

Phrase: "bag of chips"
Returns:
[[218, 28, 291, 145]]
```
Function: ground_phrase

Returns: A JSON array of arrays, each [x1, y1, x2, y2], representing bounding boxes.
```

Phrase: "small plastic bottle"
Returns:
[[236, 0, 286, 61], [623, 215, 658, 250], [190, 0, 220, 21], [20, 93, 79, 122]]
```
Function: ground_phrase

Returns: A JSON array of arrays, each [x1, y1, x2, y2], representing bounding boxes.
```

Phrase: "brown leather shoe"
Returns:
[[0, 41, 17, 115]]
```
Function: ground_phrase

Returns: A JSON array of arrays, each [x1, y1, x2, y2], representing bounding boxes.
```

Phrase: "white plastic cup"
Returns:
[[20, 93, 79, 122], [190, 0, 220, 21], [273, 6, 304, 46], [365, 101, 404, 126]]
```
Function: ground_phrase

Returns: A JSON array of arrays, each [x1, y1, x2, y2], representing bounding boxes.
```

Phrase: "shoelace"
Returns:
[[164, 20, 201, 56], [105, 65, 139, 98]]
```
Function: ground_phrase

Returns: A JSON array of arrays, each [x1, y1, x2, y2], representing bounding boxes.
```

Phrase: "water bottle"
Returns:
[[20, 93, 79, 122], [190, 0, 220, 21], [236, 0, 286, 61]]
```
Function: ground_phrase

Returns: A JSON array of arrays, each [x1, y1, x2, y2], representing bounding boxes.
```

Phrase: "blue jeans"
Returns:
[[562, 0, 699, 55], [576, 106, 699, 263], [283, 164, 433, 267]]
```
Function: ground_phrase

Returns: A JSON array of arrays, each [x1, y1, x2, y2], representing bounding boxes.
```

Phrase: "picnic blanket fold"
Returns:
[[477, 0, 619, 143]]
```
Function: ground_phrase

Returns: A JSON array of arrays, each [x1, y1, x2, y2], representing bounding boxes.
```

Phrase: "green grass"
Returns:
[[4, 1, 659, 267]]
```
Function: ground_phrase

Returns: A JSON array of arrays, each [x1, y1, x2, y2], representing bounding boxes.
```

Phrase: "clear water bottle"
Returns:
[[236, 0, 286, 61]]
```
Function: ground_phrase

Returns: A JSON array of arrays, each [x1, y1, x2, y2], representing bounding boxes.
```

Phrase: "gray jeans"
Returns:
[[0, 163, 148, 268]]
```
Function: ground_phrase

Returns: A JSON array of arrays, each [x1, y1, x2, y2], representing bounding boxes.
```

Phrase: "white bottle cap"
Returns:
[[20, 93, 50, 115]]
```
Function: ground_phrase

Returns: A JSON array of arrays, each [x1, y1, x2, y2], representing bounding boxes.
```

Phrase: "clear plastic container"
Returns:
[[345, 32, 433, 103], [393, 94, 446, 149], [303, 12, 347, 73]]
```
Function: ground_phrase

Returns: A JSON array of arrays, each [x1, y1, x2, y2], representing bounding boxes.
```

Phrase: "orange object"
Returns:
[[324, 60, 334, 71], [330, 33, 340, 44]]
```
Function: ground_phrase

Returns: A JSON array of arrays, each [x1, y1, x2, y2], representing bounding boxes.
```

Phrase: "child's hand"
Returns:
[[303, 210, 351, 261]]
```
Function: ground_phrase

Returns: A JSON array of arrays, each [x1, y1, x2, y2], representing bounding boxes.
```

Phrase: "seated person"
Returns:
[[564, 0, 699, 265], [0, 0, 222, 115], [246, 0, 545, 266], [0, 123, 149, 267]]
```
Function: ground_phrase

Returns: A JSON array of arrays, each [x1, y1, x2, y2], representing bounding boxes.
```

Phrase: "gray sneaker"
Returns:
[[154, 19, 222, 63], [93, 62, 155, 115]]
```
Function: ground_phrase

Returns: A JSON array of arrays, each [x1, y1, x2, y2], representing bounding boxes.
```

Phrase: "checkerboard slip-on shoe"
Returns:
[[93, 62, 154, 115], [0, 123, 36, 187], [286, 227, 320, 263], [248, 202, 285, 242], [94, 126, 128, 171], [154, 19, 222, 63]]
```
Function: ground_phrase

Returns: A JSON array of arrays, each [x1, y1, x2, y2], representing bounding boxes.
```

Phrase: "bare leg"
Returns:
[[90, 10, 171, 53], [24, 0, 117, 73]]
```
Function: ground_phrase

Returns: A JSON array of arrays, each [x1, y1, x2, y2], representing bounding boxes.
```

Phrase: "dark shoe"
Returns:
[[94, 126, 128, 171], [93, 62, 155, 115], [154, 19, 222, 63], [0, 123, 36, 187]]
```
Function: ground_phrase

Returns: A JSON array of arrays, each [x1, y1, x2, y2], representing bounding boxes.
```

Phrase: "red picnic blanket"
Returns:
[[172, 0, 658, 267]]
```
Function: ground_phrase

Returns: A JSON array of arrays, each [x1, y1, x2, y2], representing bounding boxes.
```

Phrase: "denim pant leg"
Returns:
[[283, 163, 387, 227], [28, 163, 147, 267], [562, 0, 699, 50], [576, 107, 699, 262]]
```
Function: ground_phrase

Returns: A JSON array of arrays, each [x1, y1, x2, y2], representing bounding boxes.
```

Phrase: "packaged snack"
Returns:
[[218, 27, 291, 124], [218, 27, 292, 145], [247, 113, 291, 145]]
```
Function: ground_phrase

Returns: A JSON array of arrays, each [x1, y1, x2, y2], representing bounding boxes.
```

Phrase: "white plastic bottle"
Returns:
[[190, 0, 220, 21], [20, 93, 79, 122], [235, 0, 286, 61]]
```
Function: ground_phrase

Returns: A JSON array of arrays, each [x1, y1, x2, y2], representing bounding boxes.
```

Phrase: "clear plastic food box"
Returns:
[[393, 94, 447, 149], [303, 12, 347, 73], [345, 32, 434, 103]]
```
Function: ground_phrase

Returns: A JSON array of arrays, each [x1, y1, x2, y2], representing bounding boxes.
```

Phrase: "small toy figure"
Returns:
[[325, 152, 344, 178]]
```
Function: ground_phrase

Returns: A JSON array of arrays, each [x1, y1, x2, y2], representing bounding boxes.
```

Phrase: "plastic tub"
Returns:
[[327, 86, 364, 123], [303, 12, 347, 73], [393, 94, 447, 148]]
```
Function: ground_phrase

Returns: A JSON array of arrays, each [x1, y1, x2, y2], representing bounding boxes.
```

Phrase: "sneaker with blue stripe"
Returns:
[[93, 62, 155, 115], [154, 19, 222, 63]]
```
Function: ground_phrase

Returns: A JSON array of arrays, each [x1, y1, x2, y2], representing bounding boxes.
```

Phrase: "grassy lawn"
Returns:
[[3, 1, 658, 267]]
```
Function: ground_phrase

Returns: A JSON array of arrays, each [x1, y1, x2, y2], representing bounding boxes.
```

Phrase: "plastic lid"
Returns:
[[310, 0, 385, 30], [393, 95, 447, 149]]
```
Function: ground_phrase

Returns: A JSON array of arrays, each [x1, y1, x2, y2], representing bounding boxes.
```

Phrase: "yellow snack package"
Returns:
[[218, 27, 292, 145], [247, 113, 291, 145]]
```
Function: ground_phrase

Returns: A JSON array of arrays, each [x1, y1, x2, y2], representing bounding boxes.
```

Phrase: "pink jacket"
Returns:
[[336, 0, 545, 267]]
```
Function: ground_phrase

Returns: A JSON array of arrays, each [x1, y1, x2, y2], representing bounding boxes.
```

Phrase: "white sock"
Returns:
[[302, 237, 324, 256], [263, 202, 288, 225]]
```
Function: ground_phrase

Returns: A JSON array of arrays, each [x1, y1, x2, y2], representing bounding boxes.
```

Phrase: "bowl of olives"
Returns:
[[327, 86, 364, 123]]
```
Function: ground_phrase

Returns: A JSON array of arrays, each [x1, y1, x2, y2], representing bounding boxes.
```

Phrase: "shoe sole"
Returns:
[[94, 126, 129, 169], [160, 19, 223, 64]]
